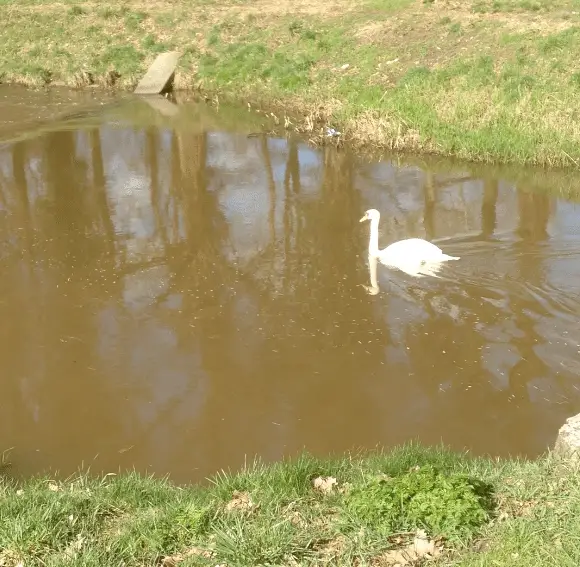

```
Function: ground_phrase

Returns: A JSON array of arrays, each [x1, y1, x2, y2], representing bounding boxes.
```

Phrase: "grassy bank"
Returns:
[[2, 0, 580, 166], [1, 445, 580, 566]]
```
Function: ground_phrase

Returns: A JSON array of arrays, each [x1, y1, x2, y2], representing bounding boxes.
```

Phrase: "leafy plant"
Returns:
[[344, 465, 494, 541]]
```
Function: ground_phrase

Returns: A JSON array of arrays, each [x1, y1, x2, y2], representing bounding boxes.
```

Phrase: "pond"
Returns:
[[1, 85, 580, 483]]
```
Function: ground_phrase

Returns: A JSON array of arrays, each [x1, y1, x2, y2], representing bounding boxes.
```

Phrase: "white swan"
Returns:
[[359, 208, 459, 278]]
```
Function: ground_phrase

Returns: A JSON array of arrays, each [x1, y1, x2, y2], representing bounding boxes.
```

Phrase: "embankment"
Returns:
[[2, 433, 580, 566], [3, 0, 580, 166]]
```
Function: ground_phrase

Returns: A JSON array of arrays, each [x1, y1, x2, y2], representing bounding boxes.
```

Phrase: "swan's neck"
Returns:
[[368, 217, 380, 256]]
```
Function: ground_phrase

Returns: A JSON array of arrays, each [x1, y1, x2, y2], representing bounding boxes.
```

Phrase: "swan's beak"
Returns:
[[359, 214, 368, 222]]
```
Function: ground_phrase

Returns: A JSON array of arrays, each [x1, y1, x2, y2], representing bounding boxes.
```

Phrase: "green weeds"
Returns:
[[344, 465, 493, 541]]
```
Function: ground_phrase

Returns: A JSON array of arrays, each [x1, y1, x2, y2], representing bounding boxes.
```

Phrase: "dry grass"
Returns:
[[2, 0, 580, 165]]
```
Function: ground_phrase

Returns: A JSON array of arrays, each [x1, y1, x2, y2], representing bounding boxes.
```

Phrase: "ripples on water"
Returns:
[[1, 91, 580, 482]]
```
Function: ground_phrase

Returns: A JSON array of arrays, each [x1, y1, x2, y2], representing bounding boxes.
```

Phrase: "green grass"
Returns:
[[2, 0, 580, 166], [1, 444, 580, 566]]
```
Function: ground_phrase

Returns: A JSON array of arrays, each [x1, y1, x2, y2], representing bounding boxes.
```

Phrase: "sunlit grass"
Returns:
[[1, 444, 579, 566]]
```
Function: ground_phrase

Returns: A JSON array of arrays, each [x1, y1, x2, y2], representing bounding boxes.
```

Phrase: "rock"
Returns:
[[554, 413, 580, 462]]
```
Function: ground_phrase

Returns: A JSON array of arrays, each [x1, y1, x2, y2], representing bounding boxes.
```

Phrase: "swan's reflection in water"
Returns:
[[362, 255, 380, 296]]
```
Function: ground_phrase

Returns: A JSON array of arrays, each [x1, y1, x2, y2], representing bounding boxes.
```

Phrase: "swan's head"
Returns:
[[359, 208, 380, 223]]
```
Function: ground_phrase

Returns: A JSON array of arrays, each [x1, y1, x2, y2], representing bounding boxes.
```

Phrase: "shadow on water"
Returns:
[[1, 88, 580, 483]]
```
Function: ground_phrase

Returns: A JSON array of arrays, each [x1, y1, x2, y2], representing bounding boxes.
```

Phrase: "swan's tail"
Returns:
[[439, 254, 460, 261]]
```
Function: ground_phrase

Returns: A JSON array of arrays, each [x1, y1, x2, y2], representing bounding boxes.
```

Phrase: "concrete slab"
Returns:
[[134, 51, 180, 95]]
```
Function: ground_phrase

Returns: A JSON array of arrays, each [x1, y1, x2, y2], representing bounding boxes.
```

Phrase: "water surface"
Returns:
[[1, 87, 580, 483]]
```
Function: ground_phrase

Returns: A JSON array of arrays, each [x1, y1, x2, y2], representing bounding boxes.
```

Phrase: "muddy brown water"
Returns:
[[1, 86, 580, 483]]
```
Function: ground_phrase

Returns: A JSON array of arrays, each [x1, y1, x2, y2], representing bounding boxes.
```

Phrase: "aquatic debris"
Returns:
[[325, 127, 341, 137]]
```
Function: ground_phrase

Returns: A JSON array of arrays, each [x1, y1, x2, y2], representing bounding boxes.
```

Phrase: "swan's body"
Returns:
[[360, 209, 459, 278], [377, 237, 457, 265]]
